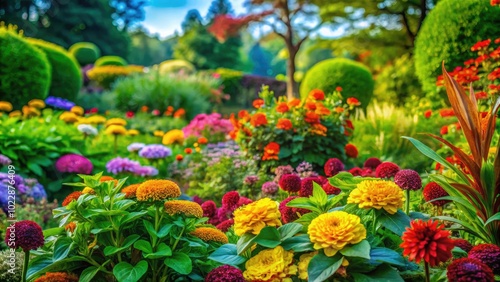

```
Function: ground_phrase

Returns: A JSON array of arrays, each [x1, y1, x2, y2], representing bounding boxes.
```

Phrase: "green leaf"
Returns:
[[164, 253, 192, 275], [133, 240, 152, 254], [113, 199, 136, 210], [308, 253, 343, 282], [27, 162, 43, 176], [279, 147, 292, 158], [144, 243, 172, 259], [43, 227, 64, 237], [369, 247, 406, 267], [351, 264, 404, 282], [484, 212, 500, 226], [281, 234, 314, 252], [157, 224, 174, 238], [143, 220, 157, 239], [287, 197, 322, 213], [114, 261, 148, 282], [310, 182, 328, 207], [208, 244, 247, 266], [53, 237, 73, 262], [120, 211, 148, 225], [27, 256, 89, 281], [80, 266, 100, 282], [339, 240, 370, 259], [378, 210, 410, 236], [104, 234, 140, 256], [278, 223, 303, 241], [254, 226, 281, 248], [236, 233, 256, 255]]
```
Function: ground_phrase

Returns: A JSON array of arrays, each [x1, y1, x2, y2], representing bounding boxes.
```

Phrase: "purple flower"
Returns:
[[295, 161, 318, 178], [106, 157, 141, 175], [127, 142, 145, 152], [205, 265, 244, 282], [132, 165, 158, 177], [0, 173, 26, 193], [45, 96, 76, 111], [244, 175, 259, 185], [23, 178, 47, 200], [0, 154, 12, 166], [262, 181, 279, 195], [55, 154, 93, 174], [138, 144, 172, 159]]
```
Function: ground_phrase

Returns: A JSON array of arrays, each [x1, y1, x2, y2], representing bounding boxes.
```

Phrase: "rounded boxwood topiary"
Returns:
[[69, 42, 101, 66], [300, 58, 374, 109], [94, 56, 128, 67], [158, 59, 196, 74], [28, 38, 83, 101], [414, 0, 500, 93], [0, 25, 51, 109]]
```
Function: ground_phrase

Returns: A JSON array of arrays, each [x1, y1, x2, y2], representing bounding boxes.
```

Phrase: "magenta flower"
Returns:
[[55, 154, 93, 174]]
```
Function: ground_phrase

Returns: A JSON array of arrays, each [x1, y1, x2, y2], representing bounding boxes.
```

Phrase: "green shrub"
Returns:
[[300, 58, 374, 109], [112, 71, 213, 120], [28, 38, 83, 101], [214, 68, 244, 102], [94, 55, 128, 67], [158, 59, 196, 74], [86, 65, 144, 89], [0, 25, 51, 109], [414, 0, 500, 93], [69, 42, 101, 66]]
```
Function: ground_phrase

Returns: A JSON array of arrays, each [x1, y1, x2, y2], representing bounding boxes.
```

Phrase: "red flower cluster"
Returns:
[[309, 89, 325, 101], [205, 265, 245, 282], [346, 97, 361, 106], [279, 174, 301, 193], [423, 182, 450, 206], [375, 162, 400, 178], [471, 39, 491, 51], [262, 142, 280, 161], [252, 99, 264, 109], [469, 244, 500, 274], [344, 144, 358, 158], [250, 113, 267, 127], [276, 102, 289, 113], [276, 118, 293, 130], [324, 158, 345, 177], [299, 177, 322, 197], [400, 219, 454, 267], [34, 272, 79, 282], [424, 109, 432, 118], [447, 258, 494, 282], [5, 220, 45, 252], [394, 169, 422, 191], [453, 238, 473, 253]]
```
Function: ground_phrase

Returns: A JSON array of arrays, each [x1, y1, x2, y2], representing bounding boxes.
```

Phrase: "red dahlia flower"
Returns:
[[447, 258, 494, 282], [468, 244, 500, 274], [324, 158, 344, 177], [375, 162, 400, 178], [279, 174, 301, 193], [5, 220, 44, 252], [400, 219, 454, 267], [423, 182, 450, 206], [363, 157, 382, 169], [394, 169, 422, 191]]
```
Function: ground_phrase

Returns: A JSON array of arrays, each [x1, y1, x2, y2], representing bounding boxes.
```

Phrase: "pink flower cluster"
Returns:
[[199, 191, 252, 231], [182, 113, 233, 138]]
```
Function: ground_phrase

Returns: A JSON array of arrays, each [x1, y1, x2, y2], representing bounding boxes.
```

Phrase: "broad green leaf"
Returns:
[[133, 240, 152, 254], [164, 253, 192, 275], [208, 244, 247, 266], [254, 226, 281, 248], [53, 237, 73, 262], [79, 266, 100, 282], [157, 224, 174, 238], [114, 261, 148, 282], [43, 227, 64, 237], [120, 211, 148, 225], [278, 223, 303, 241], [310, 182, 327, 207], [308, 253, 343, 282], [351, 264, 404, 282], [145, 243, 172, 259], [287, 197, 322, 213], [369, 247, 406, 267], [27, 162, 43, 176], [27, 256, 88, 280], [485, 212, 500, 226], [378, 210, 410, 236], [339, 240, 370, 259], [104, 234, 140, 256], [281, 234, 314, 252], [236, 233, 256, 255], [143, 220, 157, 239]]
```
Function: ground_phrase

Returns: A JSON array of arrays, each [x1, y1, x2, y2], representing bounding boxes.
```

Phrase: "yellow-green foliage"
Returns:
[[158, 59, 196, 74], [28, 38, 83, 101], [87, 65, 143, 89], [69, 42, 101, 66], [0, 23, 51, 109], [94, 56, 128, 67]]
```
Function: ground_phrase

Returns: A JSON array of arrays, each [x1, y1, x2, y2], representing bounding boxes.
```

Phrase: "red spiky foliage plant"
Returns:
[[406, 63, 500, 246]]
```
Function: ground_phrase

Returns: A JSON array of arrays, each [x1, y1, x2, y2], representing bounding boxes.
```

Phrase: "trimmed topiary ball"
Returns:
[[94, 55, 128, 67], [27, 38, 83, 101], [69, 42, 101, 66], [159, 59, 196, 74], [414, 0, 500, 93], [0, 24, 51, 109], [300, 58, 374, 109]]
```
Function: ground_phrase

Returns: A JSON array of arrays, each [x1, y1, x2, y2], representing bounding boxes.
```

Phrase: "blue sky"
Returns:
[[142, 0, 247, 38]]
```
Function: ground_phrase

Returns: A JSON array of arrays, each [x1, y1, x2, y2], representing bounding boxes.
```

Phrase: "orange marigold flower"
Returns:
[[288, 98, 301, 108], [439, 108, 455, 117], [475, 91, 488, 100], [198, 137, 208, 144], [305, 101, 317, 111], [309, 89, 325, 100], [121, 184, 140, 198], [310, 123, 327, 136], [136, 180, 181, 201], [315, 105, 331, 116], [62, 191, 83, 207], [400, 219, 454, 267], [250, 113, 268, 127], [238, 110, 249, 119], [100, 176, 119, 186], [424, 110, 432, 119], [347, 97, 361, 106], [262, 142, 280, 161], [191, 227, 228, 244], [34, 272, 79, 282], [173, 108, 186, 118], [141, 106, 149, 112], [336, 86, 343, 92], [276, 102, 289, 113], [184, 148, 193, 154], [305, 112, 320, 124], [345, 144, 358, 158], [276, 118, 293, 130], [252, 99, 265, 109], [164, 200, 203, 218], [65, 222, 76, 233], [334, 107, 345, 113], [440, 125, 449, 135], [176, 154, 184, 161]]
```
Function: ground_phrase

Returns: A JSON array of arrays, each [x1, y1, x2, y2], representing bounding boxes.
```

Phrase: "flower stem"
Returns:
[[424, 261, 430, 282], [22, 250, 30, 282], [113, 135, 118, 155], [405, 190, 411, 214]]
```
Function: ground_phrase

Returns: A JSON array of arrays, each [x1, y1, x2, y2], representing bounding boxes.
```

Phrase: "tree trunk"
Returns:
[[286, 48, 298, 99]]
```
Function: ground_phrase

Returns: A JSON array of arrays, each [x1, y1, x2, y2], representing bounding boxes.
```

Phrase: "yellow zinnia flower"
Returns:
[[70, 106, 84, 116], [105, 117, 127, 128], [136, 180, 181, 201], [22, 105, 40, 118], [243, 246, 297, 281], [121, 184, 140, 198], [153, 130, 164, 137], [105, 125, 127, 135], [233, 198, 282, 236], [347, 180, 404, 214], [298, 251, 317, 280], [190, 227, 228, 244], [82, 187, 95, 195], [308, 211, 366, 257], [127, 129, 139, 136], [164, 200, 203, 218], [87, 115, 107, 124], [0, 101, 13, 112], [162, 129, 185, 145], [9, 110, 21, 118], [59, 111, 79, 123], [28, 99, 45, 109]]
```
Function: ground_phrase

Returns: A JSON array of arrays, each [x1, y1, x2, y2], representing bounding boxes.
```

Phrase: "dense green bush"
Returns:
[[414, 0, 500, 93], [213, 68, 244, 102], [158, 59, 196, 74], [0, 25, 51, 109], [94, 55, 128, 67], [300, 58, 374, 109], [28, 38, 83, 101], [112, 71, 213, 119], [69, 42, 101, 66]]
